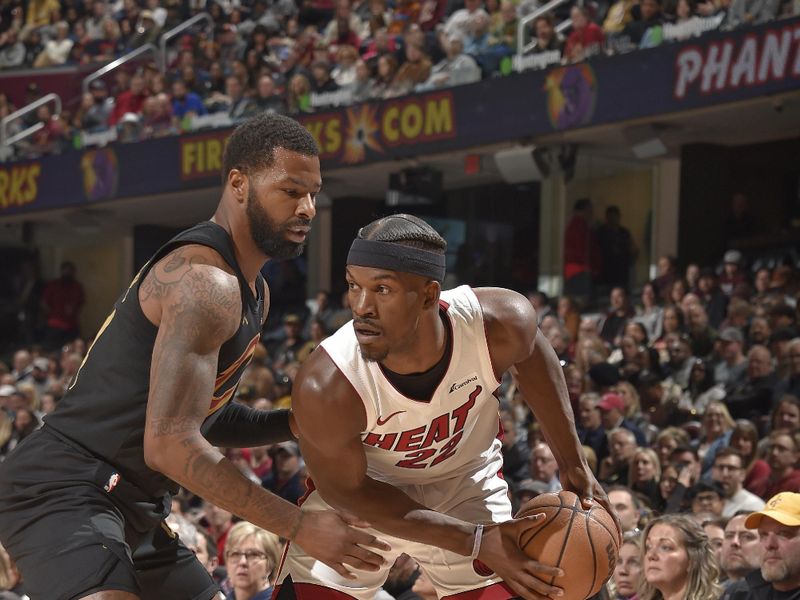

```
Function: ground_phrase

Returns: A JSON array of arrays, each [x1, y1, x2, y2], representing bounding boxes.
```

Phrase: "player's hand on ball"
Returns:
[[292, 509, 391, 579], [560, 466, 622, 543], [478, 515, 565, 599]]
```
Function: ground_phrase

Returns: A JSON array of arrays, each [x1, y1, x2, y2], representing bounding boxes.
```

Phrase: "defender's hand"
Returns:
[[292, 509, 392, 579]]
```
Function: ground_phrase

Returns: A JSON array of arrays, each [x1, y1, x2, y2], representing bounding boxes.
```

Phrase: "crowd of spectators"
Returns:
[[1, 0, 798, 160], [1, 217, 799, 597]]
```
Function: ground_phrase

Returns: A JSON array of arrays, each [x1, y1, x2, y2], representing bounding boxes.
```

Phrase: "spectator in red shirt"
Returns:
[[109, 72, 148, 125], [42, 261, 85, 349], [565, 5, 605, 62], [752, 430, 800, 499], [564, 197, 601, 306]]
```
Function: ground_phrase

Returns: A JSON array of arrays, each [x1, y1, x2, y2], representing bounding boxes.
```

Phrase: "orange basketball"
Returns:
[[516, 490, 620, 600]]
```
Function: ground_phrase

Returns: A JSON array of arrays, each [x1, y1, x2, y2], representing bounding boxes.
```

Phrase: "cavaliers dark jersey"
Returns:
[[45, 221, 265, 498]]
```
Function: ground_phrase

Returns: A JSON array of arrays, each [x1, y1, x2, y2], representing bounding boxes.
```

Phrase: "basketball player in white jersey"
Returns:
[[274, 214, 615, 600]]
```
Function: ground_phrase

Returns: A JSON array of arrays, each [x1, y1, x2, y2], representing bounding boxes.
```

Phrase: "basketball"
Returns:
[[516, 490, 620, 600]]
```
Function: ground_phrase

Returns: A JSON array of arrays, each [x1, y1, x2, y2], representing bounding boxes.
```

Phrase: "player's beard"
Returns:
[[358, 343, 389, 364], [246, 187, 309, 259]]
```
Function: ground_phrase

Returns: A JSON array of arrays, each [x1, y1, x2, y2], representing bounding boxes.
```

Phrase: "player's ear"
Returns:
[[228, 168, 248, 204], [422, 280, 441, 309]]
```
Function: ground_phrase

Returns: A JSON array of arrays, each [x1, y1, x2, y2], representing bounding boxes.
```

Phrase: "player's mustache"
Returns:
[[353, 318, 381, 330]]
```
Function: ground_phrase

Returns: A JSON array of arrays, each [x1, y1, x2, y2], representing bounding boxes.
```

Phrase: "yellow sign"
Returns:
[[0, 163, 40, 210], [181, 132, 229, 181]]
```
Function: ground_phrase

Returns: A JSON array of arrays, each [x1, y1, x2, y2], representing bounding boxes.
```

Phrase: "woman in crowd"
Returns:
[[653, 427, 690, 468], [628, 447, 662, 508], [640, 514, 721, 600], [612, 535, 642, 600], [636, 282, 664, 342], [557, 295, 581, 342], [694, 401, 735, 476], [652, 305, 685, 361], [770, 395, 800, 432], [678, 358, 724, 419], [729, 419, 771, 493], [223, 522, 282, 600]]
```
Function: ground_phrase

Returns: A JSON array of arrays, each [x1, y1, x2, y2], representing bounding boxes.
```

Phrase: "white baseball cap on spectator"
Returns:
[[723, 249, 742, 265], [0, 385, 17, 397], [33, 358, 49, 371]]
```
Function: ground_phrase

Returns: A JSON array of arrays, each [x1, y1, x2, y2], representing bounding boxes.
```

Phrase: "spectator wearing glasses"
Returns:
[[223, 521, 283, 600], [711, 448, 764, 517], [751, 430, 800, 499]]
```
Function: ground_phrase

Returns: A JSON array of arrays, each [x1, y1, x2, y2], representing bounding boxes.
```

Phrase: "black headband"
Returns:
[[347, 238, 446, 282]]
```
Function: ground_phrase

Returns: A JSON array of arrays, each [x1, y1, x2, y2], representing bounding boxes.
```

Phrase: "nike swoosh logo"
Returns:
[[376, 411, 406, 426]]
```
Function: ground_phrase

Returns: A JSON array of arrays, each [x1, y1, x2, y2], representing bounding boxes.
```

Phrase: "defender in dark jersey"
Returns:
[[0, 114, 388, 600]]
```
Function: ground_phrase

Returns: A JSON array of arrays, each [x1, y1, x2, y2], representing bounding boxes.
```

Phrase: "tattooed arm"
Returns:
[[140, 246, 388, 577]]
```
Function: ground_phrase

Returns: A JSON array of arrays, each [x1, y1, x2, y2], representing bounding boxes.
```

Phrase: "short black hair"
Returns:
[[357, 214, 446, 254], [221, 113, 318, 185]]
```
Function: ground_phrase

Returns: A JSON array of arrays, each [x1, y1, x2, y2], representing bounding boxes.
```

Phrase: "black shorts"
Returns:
[[0, 427, 218, 600]]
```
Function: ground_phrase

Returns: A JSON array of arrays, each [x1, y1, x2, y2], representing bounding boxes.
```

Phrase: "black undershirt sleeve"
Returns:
[[203, 403, 295, 448]]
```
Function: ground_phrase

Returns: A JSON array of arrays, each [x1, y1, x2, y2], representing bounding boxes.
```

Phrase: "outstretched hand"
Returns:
[[292, 509, 392, 579], [477, 514, 564, 599]]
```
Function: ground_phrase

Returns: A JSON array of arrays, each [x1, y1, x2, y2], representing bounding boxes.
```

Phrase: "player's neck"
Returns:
[[210, 209, 265, 284], [381, 310, 447, 374]]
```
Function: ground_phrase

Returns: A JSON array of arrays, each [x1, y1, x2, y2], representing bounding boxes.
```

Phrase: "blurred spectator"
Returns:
[[597, 205, 637, 291], [599, 427, 637, 485], [751, 430, 800, 498], [25, 0, 60, 29], [387, 41, 432, 97], [109, 72, 148, 126], [32, 21, 73, 67], [636, 282, 664, 342], [42, 261, 84, 348], [774, 339, 800, 400], [770, 395, 800, 432], [262, 441, 305, 505], [696, 268, 728, 328], [526, 13, 565, 54], [371, 52, 399, 98], [0, 29, 25, 69], [331, 44, 359, 87], [171, 79, 206, 124], [528, 442, 561, 491], [720, 250, 747, 297], [310, 59, 339, 94], [500, 408, 530, 483], [129, 9, 161, 49], [653, 255, 678, 304], [141, 93, 175, 138], [687, 480, 725, 517], [629, 447, 662, 508], [613, 535, 643, 600], [417, 34, 480, 90], [442, 0, 489, 43], [564, 198, 600, 306], [604, 0, 637, 32], [725, 344, 775, 420], [226, 75, 258, 122], [695, 401, 734, 475], [702, 516, 727, 565], [622, 0, 664, 47], [609, 486, 643, 533], [286, 73, 313, 113], [601, 287, 634, 346], [565, 6, 605, 62], [577, 392, 608, 463], [80, 80, 114, 131], [711, 448, 765, 517], [254, 75, 287, 114], [714, 327, 747, 386], [598, 392, 647, 446]]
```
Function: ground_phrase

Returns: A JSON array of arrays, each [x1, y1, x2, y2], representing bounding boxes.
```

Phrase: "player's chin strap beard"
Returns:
[[346, 239, 446, 282]]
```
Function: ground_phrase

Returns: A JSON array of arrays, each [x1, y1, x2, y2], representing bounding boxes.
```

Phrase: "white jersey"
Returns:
[[319, 285, 504, 487]]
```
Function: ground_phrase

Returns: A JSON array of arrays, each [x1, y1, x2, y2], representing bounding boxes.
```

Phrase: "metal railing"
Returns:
[[517, 0, 572, 56], [0, 93, 62, 148], [82, 43, 159, 94], [159, 12, 213, 72]]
